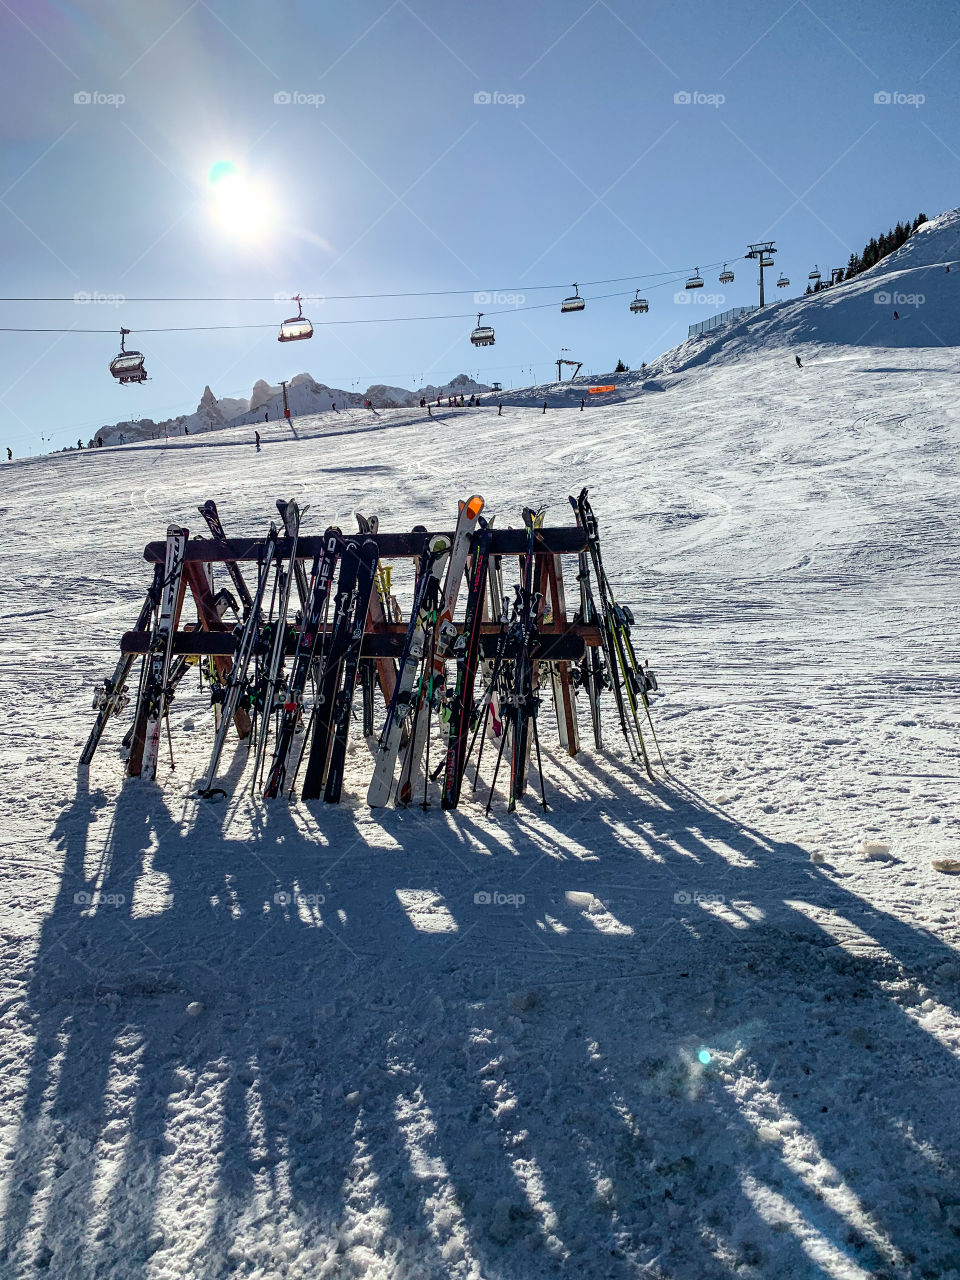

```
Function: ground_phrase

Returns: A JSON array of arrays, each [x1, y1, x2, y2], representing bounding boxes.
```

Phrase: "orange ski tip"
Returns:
[[466, 496, 484, 519]]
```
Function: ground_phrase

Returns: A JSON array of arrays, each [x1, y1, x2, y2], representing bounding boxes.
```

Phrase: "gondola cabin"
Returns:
[[561, 284, 585, 313], [109, 329, 147, 384], [470, 314, 495, 346], [278, 295, 313, 343]]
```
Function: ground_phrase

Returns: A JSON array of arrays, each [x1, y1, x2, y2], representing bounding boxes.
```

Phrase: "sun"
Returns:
[[207, 160, 275, 243]]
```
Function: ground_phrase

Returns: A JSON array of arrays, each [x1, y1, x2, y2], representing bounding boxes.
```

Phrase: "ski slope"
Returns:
[[1, 215, 959, 1280]]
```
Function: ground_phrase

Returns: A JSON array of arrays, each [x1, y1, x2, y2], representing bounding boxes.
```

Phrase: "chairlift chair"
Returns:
[[470, 313, 495, 346], [719, 264, 735, 284], [109, 329, 147, 384], [629, 291, 649, 314], [278, 294, 314, 343], [808, 264, 821, 282], [760, 256, 775, 268], [777, 272, 789, 288], [685, 268, 704, 289], [561, 283, 585, 313]]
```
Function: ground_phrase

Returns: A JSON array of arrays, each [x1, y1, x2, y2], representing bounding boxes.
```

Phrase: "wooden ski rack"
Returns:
[[83, 505, 615, 796]]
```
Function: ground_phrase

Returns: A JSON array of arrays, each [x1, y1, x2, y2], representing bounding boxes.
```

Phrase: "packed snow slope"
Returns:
[[1, 214, 959, 1280]]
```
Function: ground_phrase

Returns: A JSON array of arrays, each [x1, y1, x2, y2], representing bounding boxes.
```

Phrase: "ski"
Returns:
[[574, 541, 604, 750], [396, 495, 483, 806], [249, 502, 305, 791], [298, 539, 364, 800], [263, 526, 341, 799], [367, 534, 451, 807], [80, 567, 162, 766], [356, 513, 399, 712], [197, 522, 280, 797], [441, 517, 492, 809], [137, 525, 189, 780], [197, 499, 255, 618], [323, 538, 380, 803], [277, 497, 311, 610], [572, 488, 656, 774], [507, 508, 543, 809]]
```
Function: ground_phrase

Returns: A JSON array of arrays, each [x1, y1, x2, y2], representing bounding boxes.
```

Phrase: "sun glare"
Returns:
[[207, 161, 275, 243]]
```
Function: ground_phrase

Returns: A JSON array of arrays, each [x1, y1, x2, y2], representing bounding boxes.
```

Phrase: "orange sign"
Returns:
[[588, 385, 615, 394]]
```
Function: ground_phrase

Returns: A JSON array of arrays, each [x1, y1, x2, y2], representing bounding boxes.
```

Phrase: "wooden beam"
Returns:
[[120, 625, 597, 661], [142, 527, 587, 565]]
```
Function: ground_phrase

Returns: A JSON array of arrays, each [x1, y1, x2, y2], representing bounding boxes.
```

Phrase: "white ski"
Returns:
[[367, 534, 451, 808], [396, 496, 483, 806], [141, 525, 188, 781]]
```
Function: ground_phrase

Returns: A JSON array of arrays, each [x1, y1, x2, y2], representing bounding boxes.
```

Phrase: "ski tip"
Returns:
[[466, 496, 484, 520]]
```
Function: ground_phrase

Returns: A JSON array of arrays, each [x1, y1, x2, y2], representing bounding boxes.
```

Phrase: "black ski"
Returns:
[[198, 499, 255, 618], [263, 527, 341, 798], [323, 538, 379, 803], [80, 567, 162, 766], [299, 541, 363, 800]]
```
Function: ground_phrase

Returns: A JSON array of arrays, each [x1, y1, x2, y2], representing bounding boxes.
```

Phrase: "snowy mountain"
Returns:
[[91, 371, 492, 447], [3, 209, 959, 1280]]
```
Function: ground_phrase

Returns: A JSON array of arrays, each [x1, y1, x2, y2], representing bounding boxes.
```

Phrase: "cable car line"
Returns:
[[0, 255, 747, 306]]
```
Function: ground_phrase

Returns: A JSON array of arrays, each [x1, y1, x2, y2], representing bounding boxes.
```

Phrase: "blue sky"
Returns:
[[1, 0, 959, 451]]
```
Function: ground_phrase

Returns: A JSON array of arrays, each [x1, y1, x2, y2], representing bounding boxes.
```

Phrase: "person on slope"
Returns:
[[255, 430, 261, 453], [5, 448, 11, 461], [795, 355, 803, 368]]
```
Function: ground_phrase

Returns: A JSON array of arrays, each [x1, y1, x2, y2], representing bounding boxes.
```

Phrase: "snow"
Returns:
[[1, 213, 960, 1279]]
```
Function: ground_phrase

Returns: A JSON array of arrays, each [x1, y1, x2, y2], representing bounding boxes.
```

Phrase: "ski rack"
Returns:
[[82, 504, 662, 809]]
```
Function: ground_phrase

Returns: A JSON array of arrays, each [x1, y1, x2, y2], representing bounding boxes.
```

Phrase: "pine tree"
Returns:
[[615, 359, 629, 373]]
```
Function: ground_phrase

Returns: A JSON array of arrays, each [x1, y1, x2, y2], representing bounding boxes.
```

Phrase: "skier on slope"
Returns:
[[255, 430, 261, 453], [795, 355, 803, 368], [5, 448, 11, 461]]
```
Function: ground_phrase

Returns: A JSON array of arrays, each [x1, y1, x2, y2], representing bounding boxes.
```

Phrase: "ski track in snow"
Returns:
[[1, 287, 960, 1274]]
